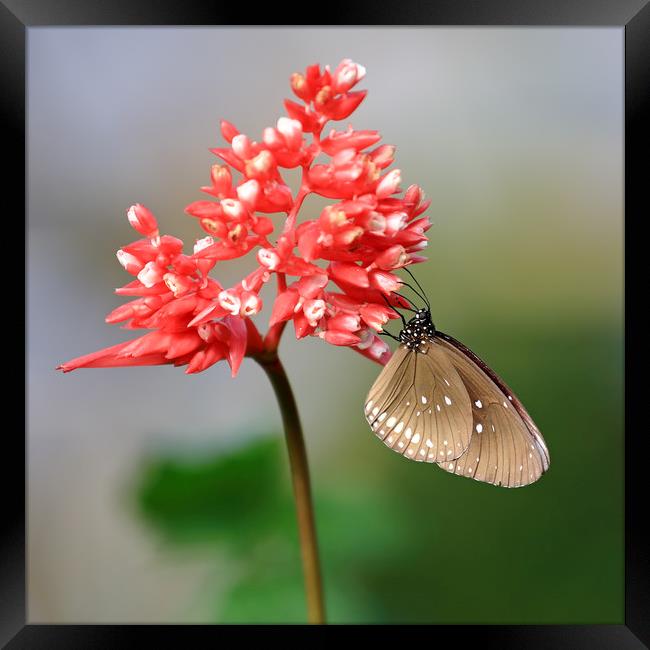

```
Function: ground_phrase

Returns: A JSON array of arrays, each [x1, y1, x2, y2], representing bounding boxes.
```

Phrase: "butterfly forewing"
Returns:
[[434, 332, 550, 487], [365, 342, 473, 462]]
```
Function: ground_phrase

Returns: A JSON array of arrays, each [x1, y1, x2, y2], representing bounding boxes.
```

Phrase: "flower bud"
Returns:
[[163, 273, 193, 297], [321, 330, 360, 346], [193, 236, 214, 254], [365, 211, 386, 234], [327, 312, 361, 332], [325, 90, 367, 121], [375, 245, 409, 270], [375, 169, 402, 198], [245, 150, 275, 180], [209, 165, 232, 197], [360, 304, 392, 331], [332, 59, 366, 94], [220, 120, 239, 143], [252, 216, 274, 236], [199, 218, 228, 238], [137, 261, 165, 288], [369, 269, 401, 293], [370, 145, 396, 169], [329, 262, 370, 288], [218, 290, 241, 316], [197, 323, 214, 342], [264, 181, 293, 210], [290, 72, 313, 102], [116, 249, 144, 274], [236, 179, 260, 210], [231, 134, 252, 160], [303, 299, 326, 326], [262, 127, 284, 149], [240, 291, 263, 317], [269, 289, 300, 326], [221, 198, 246, 220], [356, 327, 375, 350], [276, 117, 303, 150], [127, 204, 159, 239], [258, 248, 281, 270], [227, 223, 247, 244], [386, 211, 408, 235]]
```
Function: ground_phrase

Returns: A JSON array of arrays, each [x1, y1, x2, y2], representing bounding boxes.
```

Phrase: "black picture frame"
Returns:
[[6, 1, 647, 645]]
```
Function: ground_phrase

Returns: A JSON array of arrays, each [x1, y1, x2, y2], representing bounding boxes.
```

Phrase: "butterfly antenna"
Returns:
[[393, 293, 417, 312], [404, 267, 430, 309], [378, 329, 400, 342], [397, 282, 428, 309], [380, 292, 408, 329]]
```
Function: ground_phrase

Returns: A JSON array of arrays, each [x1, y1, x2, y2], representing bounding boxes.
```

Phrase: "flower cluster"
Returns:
[[59, 59, 431, 376]]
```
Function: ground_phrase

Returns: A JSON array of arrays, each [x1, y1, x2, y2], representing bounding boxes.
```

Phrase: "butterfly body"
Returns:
[[365, 308, 550, 487], [398, 308, 436, 350]]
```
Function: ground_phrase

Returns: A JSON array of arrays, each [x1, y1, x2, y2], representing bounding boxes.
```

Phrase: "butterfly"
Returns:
[[364, 272, 550, 488]]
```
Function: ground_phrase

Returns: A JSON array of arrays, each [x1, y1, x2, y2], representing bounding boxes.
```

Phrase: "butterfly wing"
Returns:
[[364, 343, 473, 462], [434, 332, 550, 487]]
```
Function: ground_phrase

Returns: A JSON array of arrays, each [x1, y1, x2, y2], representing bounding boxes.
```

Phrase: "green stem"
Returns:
[[254, 351, 326, 624]]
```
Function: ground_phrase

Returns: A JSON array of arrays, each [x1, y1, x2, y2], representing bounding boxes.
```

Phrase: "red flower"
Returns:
[[59, 59, 430, 375]]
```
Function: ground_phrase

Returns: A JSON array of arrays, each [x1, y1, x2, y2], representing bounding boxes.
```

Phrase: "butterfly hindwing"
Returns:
[[434, 332, 550, 487], [364, 342, 473, 462]]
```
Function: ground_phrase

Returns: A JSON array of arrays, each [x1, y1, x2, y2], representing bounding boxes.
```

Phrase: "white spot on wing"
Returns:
[[412, 433, 421, 444], [394, 421, 404, 434], [421, 396, 428, 404], [444, 396, 452, 405], [387, 416, 397, 428], [475, 400, 482, 408], [476, 424, 483, 433]]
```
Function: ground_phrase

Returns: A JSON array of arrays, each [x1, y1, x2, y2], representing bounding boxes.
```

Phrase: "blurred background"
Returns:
[[28, 28, 623, 623]]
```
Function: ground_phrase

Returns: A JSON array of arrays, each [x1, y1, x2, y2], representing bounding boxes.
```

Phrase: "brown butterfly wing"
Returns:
[[364, 342, 473, 462], [434, 332, 550, 487]]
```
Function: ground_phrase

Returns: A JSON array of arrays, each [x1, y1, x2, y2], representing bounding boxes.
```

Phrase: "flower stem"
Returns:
[[254, 351, 326, 624]]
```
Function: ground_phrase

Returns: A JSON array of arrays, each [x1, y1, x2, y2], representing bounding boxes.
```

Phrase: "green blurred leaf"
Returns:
[[134, 436, 288, 548]]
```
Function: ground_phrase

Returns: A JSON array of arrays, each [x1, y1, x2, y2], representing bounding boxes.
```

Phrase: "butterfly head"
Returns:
[[399, 308, 436, 350]]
